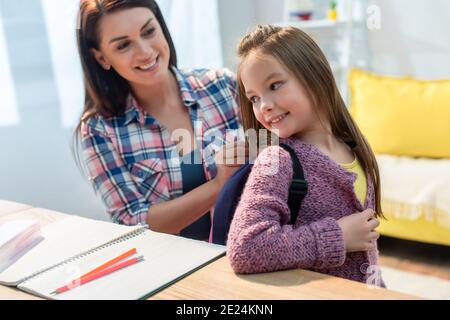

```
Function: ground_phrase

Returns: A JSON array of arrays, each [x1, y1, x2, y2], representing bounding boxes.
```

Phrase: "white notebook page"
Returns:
[[19, 229, 225, 300], [0, 216, 142, 285]]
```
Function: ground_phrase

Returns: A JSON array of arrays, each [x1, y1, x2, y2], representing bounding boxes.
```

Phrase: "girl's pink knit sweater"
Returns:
[[227, 137, 385, 286]]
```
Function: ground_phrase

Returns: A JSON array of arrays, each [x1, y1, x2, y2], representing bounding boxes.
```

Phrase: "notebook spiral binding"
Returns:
[[17, 226, 147, 285]]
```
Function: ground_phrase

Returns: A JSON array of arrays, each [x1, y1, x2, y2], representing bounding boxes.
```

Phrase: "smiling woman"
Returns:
[[90, 8, 172, 92], [74, 0, 243, 241]]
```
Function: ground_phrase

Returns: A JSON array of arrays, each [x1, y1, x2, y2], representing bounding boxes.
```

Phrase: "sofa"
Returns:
[[349, 69, 450, 246]]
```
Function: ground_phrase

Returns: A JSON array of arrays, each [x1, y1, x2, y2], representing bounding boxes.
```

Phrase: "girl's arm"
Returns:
[[227, 146, 346, 274]]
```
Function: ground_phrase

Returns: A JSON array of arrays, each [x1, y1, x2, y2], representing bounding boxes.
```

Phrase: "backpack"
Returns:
[[211, 143, 308, 245]]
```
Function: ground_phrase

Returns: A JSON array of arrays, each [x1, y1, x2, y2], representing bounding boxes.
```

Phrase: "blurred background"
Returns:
[[1, 0, 449, 219], [1, 0, 449, 298]]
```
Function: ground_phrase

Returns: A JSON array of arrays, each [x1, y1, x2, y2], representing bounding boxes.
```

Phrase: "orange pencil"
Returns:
[[51, 255, 144, 295], [50, 248, 138, 295], [80, 248, 137, 279]]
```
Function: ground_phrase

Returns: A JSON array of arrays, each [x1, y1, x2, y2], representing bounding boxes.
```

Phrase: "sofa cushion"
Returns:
[[349, 69, 450, 158], [377, 154, 450, 246]]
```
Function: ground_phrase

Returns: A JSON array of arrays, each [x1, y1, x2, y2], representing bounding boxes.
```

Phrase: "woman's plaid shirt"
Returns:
[[81, 68, 241, 226]]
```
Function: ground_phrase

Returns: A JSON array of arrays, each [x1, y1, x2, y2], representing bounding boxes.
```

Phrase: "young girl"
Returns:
[[227, 25, 385, 287]]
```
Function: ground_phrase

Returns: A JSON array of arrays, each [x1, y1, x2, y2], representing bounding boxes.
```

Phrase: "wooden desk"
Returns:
[[0, 201, 420, 300], [151, 257, 419, 300], [0, 200, 32, 217]]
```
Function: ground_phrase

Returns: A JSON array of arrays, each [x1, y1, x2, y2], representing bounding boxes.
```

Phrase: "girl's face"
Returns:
[[240, 52, 321, 139], [92, 7, 171, 88]]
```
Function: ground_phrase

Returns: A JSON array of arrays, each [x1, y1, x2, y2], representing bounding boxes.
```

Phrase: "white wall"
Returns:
[[368, 0, 450, 79], [0, 0, 107, 221], [218, 0, 283, 70], [219, 0, 450, 80]]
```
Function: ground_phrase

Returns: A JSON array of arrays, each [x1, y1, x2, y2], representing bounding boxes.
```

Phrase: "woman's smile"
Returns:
[[135, 55, 160, 73]]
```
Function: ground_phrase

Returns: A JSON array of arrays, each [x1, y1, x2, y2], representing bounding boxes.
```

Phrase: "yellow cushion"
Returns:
[[349, 69, 450, 158], [378, 210, 450, 247]]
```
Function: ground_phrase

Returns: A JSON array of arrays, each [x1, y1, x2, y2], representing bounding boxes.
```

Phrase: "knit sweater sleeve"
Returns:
[[227, 145, 346, 274]]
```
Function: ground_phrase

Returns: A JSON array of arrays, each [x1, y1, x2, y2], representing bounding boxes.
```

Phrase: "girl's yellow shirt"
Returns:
[[340, 156, 367, 206]]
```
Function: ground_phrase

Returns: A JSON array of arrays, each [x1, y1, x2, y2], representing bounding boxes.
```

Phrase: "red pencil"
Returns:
[[51, 255, 144, 295], [80, 248, 137, 280]]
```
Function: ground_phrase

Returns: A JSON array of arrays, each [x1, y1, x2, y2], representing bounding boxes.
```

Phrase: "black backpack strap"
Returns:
[[279, 143, 308, 225]]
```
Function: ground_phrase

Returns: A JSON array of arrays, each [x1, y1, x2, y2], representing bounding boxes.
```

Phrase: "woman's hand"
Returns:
[[214, 140, 248, 186], [337, 209, 380, 252]]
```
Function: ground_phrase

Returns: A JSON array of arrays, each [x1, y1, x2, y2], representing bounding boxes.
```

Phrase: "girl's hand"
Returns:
[[337, 209, 380, 252], [214, 140, 248, 185]]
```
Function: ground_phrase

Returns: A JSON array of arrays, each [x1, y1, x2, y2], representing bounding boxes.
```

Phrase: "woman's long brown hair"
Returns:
[[73, 0, 177, 173], [236, 25, 383, 218]]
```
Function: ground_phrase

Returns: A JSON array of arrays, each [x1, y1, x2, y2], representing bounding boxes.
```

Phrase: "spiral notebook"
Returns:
[[0, 215, 225, 300]]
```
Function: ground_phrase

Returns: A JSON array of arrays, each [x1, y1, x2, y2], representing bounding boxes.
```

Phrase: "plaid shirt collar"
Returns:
[[123, 67, 198, 126]]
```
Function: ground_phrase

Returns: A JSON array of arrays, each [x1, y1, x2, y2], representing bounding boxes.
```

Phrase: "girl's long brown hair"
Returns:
[[237, 25, 383, 218]]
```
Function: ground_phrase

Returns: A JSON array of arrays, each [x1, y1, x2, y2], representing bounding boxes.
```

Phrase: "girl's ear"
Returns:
[[91, 48, 111, 70]]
